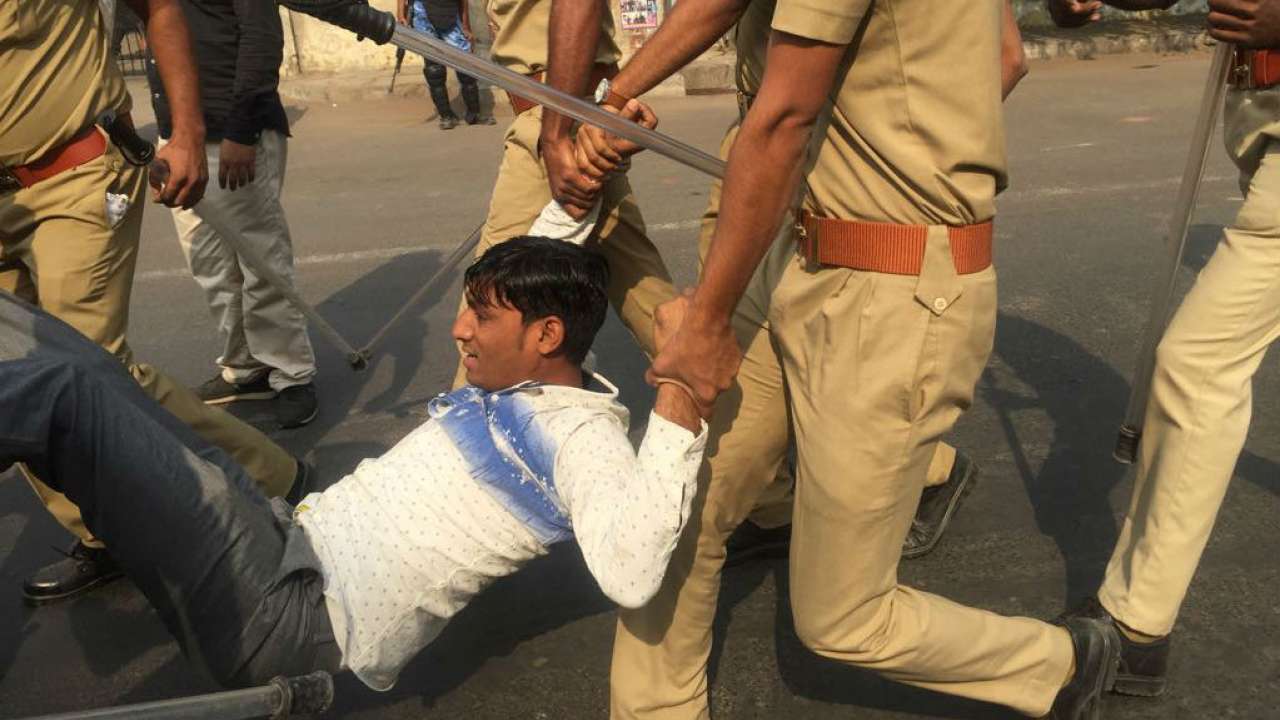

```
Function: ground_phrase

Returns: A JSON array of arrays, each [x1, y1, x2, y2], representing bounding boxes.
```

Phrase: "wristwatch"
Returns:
[[593, 78, 630, 111]]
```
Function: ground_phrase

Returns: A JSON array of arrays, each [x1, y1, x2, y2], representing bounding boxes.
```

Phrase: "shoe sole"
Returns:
[[202, 390, 277, 406], [22, 571, 124, 606], [901, 461, 979, 560]]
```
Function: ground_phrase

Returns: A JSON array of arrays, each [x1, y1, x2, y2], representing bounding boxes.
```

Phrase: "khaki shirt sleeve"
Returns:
[[770, 0, 870, 45]]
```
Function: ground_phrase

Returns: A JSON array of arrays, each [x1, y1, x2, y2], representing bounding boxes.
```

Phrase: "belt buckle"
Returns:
[[1231, 49, 1256, 90], [796, 218, 821, 269], [0, 165, 22, 195]]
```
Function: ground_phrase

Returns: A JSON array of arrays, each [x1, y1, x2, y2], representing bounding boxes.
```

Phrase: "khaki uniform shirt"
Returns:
[[772, 0, 1006, 226], [0, 0, 130, 166], [488, 0, 621, 75]]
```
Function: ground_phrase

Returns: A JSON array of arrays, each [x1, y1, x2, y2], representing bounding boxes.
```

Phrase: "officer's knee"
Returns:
[[791, 585, 893, 662], [424, 62, 448, 87]]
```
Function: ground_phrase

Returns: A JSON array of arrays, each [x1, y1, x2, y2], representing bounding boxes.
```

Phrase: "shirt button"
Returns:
[[933, 297, 948, 312]]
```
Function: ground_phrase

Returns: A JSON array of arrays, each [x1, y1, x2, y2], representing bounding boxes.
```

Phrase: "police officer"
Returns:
[[579, 0, 1119, 717], [0, 0, 300, 603], [1052, 0, 1280, 699], [571, 1, 1026, 715]]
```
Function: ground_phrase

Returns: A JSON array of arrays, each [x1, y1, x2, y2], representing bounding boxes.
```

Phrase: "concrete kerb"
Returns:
[[278, 14, 1213, 109]]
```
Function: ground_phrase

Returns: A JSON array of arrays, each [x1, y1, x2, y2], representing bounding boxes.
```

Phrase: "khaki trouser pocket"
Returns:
[[914, 227, 964, 317]]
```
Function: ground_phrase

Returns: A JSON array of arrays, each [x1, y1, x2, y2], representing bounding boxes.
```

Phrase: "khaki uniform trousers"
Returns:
[[691, 124, 959, 530], [451, 105, 676, 387], [1099, 86, 1280, 637], [612, 185, 1072, 718], [164, 131, 317, 392], [0, 133, 296, 548]]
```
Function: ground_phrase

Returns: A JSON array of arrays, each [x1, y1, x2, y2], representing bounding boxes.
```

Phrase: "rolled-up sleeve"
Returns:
[[771, 0, 870, 45]]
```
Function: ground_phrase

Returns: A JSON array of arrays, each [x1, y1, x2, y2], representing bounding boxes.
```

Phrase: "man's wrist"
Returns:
[[537, 131, 573, 154], [168, 122, 207, 148], [654, 384, 702, 433]]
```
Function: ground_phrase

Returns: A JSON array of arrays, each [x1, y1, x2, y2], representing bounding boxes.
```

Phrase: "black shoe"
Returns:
[[1050, 617, 1122, 720], [902, 452, 979, 559], [438, 113, 459, 130], [276, 383, 318, 429], [724, 520, 792, 568], [1056, 597, 1170, 697], [286, 458, 313, 506], [460, 83, 494, 125], [195, 373, 275, 405], [22, 542, 123, 606]]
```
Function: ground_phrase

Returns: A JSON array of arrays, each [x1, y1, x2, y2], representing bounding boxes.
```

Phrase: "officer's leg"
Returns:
[[1099, 139, 1280, 638], [425, 60, 458, 128], [441, 21, 488, 125], [0, 305, 333, 685], [608, 217, 793, 720], [8, 137, 297, 596], [777, 229, 1072, 716]]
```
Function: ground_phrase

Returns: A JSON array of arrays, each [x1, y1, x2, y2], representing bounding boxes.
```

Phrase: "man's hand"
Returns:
[[1209, 0, 1280, 47], [541, 136, 601, 220], [1047, 0, 1103, 27], [646, 305, 741, 418], [218, 139, 256, 191], [575, 99, 659, 179], [153, 136, 208, 208]]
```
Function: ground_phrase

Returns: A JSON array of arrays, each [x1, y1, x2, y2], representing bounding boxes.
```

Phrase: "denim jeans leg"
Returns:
[[0, 294, 323, 685]]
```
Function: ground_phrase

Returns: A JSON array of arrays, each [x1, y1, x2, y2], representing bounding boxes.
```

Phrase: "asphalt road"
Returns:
[[3, 51, 1279, 719]]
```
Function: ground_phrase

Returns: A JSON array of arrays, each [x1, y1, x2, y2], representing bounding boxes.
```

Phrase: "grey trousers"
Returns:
[[164, 131, 317, 391], [0, 290, 340, 686]]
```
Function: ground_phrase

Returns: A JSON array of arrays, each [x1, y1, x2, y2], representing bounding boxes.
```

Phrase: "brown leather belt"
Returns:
[[0, 125, 108, 195], [796, 210, 993, 275], [506, 62, 619, 116], [1230, 48, 1280, 90]]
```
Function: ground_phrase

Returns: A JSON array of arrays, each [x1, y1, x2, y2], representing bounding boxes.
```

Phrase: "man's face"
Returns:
[[452, 292, 544, 391]]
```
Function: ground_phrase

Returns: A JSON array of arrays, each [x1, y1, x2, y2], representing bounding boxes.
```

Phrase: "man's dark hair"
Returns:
[[464, 236, 610, 364]]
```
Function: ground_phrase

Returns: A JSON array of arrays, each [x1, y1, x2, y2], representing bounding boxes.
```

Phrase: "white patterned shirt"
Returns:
[[294, 373, 706, 691]]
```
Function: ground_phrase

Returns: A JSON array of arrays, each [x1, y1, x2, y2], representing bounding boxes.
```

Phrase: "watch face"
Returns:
[[594, 79, 609, 104]]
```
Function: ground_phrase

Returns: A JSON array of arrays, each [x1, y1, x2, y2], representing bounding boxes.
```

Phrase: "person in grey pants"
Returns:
[[146, 0, 318, 429]]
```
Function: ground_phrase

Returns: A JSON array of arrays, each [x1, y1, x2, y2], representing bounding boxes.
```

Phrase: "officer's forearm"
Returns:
[[129, 0, 205, 145], [610, 0, 749, 101], [690, 32, 846, 327], [1000, 0, 1028, 99], [540, 0, 605, 145]]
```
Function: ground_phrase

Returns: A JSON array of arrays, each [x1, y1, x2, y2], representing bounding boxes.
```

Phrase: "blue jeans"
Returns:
[[0, 291, 340, 686], [409, 4, 471, 51]]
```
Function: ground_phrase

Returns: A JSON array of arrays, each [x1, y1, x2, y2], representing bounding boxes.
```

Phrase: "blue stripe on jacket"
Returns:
[[430, 385, 573, 545]]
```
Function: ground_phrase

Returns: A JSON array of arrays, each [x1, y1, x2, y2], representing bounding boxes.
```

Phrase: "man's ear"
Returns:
[[535, 315, 567, 357]]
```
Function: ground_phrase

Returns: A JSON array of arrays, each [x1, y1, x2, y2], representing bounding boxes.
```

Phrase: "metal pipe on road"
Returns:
[[18, 672, 333, 720], [1114, 42, 1233, 464]]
